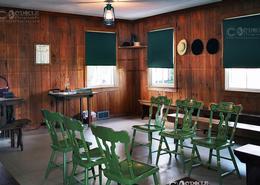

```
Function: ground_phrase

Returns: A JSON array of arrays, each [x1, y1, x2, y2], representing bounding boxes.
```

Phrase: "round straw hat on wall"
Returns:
[[177, 39, 187, 56]]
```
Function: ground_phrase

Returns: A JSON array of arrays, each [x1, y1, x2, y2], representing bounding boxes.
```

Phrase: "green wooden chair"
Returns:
[[63, 116, 105, 185], [188, 102, 242, 185], [130, 96, 172, 161], [156, 99, 203, 172], [91, 125, 159, 185], [41, 109, 92, 185]]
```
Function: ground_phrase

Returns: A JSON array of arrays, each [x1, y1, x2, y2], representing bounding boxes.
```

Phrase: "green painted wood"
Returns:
[[85, 32, 116, 66], [188, 102, 242, 185], [62, 116, 105, 185], [223, 14, 260, 68], [156, 99, 203, 172], [130, 96, 172, 162], [91, 125, 159, 185], [148, 29, 174, 68]]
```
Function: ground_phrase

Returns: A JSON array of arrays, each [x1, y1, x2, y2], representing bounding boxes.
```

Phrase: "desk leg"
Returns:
[[87, 97, 91, 125], [55, 99, 58, 112], [80, 98, 83, 122]]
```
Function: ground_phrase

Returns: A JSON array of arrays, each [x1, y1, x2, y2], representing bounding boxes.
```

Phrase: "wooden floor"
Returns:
[[0, 117, 246, 185]]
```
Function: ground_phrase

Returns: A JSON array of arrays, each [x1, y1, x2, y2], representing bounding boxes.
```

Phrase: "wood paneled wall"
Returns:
[[0, 11, 137, 124], [133, 0, 260, 114]]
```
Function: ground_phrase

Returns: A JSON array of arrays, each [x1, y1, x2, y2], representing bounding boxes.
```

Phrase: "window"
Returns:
[[147, 28, 174, 88], [149, 68, 174, 87], [85, 31, 116, 88], [225, 68, 260, 92], [86, 66, 116, 88]]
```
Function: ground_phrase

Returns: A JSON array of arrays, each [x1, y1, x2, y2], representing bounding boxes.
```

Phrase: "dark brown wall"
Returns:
[[133, 0, 260, 114], [0, 11, 137, 124]]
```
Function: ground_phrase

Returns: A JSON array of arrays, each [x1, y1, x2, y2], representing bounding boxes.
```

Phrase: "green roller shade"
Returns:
[[223, 14, 260, 68], [148, 28, 174, 68], [86, 32, 116, 66]]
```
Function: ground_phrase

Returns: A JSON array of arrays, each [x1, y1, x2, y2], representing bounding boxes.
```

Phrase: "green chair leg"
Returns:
[[69, 163, 77, 185], [175, 139, 179, 159], [194, 145, 201, 162], [130, 129, 136, 155], [148, 132, 153, 162], [45, 150, 56, 179], [208, 148, 213, 168], [163, 136, 172, 159], [179, 140, 185, 172], [84, 169, 89, 185], [188, 145, 196, 177], [228, 147, 241, 178], [106, 179, 111, 185], [216, 150, 222, 185], [63, 152, 68, 185], [98, 165, 102, 185], [156, 136, 163, 165], [153, 173, 159, 185]]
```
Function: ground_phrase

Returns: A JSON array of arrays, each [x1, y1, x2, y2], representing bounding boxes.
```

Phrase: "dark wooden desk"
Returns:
[[234, 144, 260, 185], [48, 91, 95, 124], [0, 97, 24, 127], [0, 162, 20, 185]]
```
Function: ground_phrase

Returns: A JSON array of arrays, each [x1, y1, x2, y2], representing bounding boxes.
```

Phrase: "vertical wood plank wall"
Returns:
[[1, 0, 260, 125], [134, 0, 260, 114], [0, 12, 137, 124]]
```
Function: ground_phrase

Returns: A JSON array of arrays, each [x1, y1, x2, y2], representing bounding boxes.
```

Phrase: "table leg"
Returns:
[[80, 98, 83, 122], [87, 97, 91, 125], [55, 99, 58, 112]]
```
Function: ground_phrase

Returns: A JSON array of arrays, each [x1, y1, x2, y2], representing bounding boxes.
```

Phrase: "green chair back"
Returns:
[[41, 109, 69, 148], [208, 102, 242, 143], [148, 96, 172, 129], [174, 99, 204, 133], [62, 117, 91, 162], [91, 125, 134, 179]]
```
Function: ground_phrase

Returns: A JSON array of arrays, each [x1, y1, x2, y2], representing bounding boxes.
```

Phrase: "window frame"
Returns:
[[147, 27, 176, 90], [225, 68, 260, 93], [85, 30, 118, 89]]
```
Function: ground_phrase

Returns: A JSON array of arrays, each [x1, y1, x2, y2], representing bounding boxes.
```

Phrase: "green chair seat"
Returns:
[[132, 124, 162, 132], [103, 159, 159, 184], [51, 138, 92, 152], [160, 129, 195, 140], [92, 125, 160, 185], [188, 102, 242, 185], [131, 96, 172, 162], [156, 99, 203, 172], [191, 137, 233, 149], [77, 148, 105, 167]]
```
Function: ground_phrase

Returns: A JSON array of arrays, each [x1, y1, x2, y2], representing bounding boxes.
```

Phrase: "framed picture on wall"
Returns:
[[35, 44, 50, 64]]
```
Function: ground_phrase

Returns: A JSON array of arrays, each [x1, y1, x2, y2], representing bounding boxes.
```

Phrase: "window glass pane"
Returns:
[[246, 69, 260, 89], [225, 68, 260, 92], [87, 66, 115, 87], [228, 69, 246, 89], [149, 68, 174, 87]]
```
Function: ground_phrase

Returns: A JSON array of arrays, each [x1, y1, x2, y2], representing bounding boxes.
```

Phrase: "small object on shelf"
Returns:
[[133, 42, 140, 47], [122, 42, 131, 46]]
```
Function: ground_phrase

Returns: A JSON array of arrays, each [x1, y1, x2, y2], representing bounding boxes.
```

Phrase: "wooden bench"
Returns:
[[0, 119, 31, 151], [139, 99, 260, 143]]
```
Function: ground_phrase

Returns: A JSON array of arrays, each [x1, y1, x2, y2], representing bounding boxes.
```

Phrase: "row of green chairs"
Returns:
[[130, 96, 242, 185], [42, 109, 159, 185]]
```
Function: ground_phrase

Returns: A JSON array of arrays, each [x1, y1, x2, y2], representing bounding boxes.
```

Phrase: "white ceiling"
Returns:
[[0, 0, 221, 20]]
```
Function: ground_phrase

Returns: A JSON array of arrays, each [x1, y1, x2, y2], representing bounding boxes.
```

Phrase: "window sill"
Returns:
[[87, 86, 119, 92], [148, 86, 177, 92], [225, 89, 260, 94]]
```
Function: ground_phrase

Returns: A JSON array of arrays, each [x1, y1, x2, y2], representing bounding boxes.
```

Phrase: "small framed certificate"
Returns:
[[35, 44, 50, 64]]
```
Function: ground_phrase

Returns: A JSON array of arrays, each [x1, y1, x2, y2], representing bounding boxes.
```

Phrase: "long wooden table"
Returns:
[[48, 91, 95, 124], [234, 144, 260, 185]]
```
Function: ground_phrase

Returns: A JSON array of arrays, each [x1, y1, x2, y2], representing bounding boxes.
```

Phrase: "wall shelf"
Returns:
[[118, 46, 147, 49]]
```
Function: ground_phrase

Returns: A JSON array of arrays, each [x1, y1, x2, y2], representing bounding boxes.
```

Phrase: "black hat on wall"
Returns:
[[191, 39, 204, 55], [206, 38, 219, 54]]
